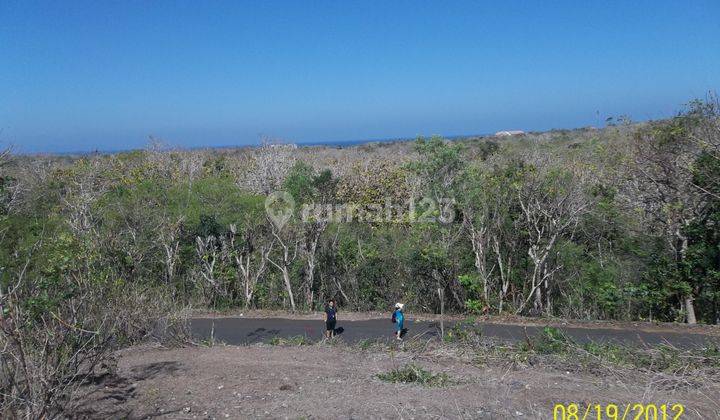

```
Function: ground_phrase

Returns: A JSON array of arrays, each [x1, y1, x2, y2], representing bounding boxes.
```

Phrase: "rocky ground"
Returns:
[[75, 340, 720, 419]]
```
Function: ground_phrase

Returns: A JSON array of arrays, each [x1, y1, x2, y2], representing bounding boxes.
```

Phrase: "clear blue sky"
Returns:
[[2, 1, 719, 153]]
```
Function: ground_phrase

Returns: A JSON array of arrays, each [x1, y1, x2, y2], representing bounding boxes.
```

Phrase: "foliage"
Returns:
[[1, 98, 719, 343], [376, 364, 451, 387], [3, 98, 720, 415], [521, 327, 575, 354], [444, 317, 483, 343]]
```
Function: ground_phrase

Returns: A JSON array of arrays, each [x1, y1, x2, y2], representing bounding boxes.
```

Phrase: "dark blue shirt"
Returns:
[[325, 306, 336, 321]]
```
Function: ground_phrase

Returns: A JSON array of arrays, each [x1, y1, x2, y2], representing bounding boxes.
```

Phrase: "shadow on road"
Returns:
[[190, 317, 718, 349]]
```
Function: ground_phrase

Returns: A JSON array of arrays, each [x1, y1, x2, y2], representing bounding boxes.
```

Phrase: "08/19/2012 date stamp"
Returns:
[[553, 403, 685, 420]]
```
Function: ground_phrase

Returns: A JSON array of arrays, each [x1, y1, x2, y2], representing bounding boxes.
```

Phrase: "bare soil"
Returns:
[[76, 343, 720, 419]]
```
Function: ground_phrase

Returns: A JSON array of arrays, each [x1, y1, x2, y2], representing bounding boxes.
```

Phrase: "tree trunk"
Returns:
[[282, 267, 296, 311], [684, 295, 697, 325], [544, 277, 551, 315], [304, 252, 316, 308], [533, 284, 543, 313], [469, 226, 489, 304], [677, 233, 696, 325]]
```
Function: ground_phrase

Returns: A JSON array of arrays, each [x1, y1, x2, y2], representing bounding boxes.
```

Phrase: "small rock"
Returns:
[[279, 384, 293, 391], [183, 407, 191, 413], [217, 385, 224, 390]]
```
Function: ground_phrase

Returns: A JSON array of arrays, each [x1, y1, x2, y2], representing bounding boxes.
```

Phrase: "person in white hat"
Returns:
[[392, 303, 405, 340]]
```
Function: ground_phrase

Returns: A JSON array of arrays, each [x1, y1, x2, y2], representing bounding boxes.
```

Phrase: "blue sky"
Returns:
[[1, 1, 719, 153]]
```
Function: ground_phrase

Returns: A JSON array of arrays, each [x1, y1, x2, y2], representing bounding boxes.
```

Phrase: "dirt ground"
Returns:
[[76, 343, 720, 419]]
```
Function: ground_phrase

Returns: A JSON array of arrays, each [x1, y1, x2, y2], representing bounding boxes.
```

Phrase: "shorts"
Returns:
[[326, 319, 336, 331]]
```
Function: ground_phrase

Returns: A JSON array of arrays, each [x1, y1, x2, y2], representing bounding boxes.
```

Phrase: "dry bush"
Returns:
[[0, 262, 188, 418]]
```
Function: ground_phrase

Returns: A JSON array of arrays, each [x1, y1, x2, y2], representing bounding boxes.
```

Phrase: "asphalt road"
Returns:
[[190, 317, 719, 349]]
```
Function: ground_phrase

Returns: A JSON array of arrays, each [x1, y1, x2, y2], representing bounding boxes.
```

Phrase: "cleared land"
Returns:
[[77, 341, 720, 419], [75, 317, 720, 419]]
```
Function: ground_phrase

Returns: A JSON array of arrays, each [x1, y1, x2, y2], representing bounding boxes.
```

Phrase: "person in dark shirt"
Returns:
[[324, 298, 337, 339]]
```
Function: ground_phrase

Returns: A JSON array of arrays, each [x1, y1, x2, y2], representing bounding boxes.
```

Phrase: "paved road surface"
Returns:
[[190, 317, 718, 349]]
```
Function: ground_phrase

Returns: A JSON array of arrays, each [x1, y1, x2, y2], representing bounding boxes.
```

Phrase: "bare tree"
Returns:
[[59, 158, 111, 237], [158, 215, 184, 286], [488, 169, 522, 314], [687, 96, 720, 199], [266, 219, 299, 311], [225, 223, 272, 308], [177, 150, 206, 188], [299, 211, 328, 308], [195, 235, 223, 302], [516, 158, 592, 315], [238, 139, 297, 194], [459, 167, 494, 306]]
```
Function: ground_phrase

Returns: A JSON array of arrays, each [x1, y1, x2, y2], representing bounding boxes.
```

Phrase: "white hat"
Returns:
[[395, 303, 404, 310]]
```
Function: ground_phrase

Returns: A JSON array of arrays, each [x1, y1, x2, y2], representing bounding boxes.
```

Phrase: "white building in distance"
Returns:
[[494, 130, 525, 137]]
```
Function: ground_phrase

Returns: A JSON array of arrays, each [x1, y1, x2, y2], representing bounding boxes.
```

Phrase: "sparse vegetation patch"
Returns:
[[267, 335, 313, 346], [377, 364, 451, 387]]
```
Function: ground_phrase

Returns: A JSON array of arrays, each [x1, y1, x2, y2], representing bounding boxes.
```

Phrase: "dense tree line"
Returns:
[[1, 98, 719, 415], [1, 100, 719, 326]]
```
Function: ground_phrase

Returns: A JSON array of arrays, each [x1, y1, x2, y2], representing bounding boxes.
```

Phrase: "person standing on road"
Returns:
[[324, 298, 337, 339], [392, 303, 404, 340]]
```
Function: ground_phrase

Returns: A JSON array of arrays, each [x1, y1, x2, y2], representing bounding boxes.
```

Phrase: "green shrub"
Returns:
[[445, 318, 482, 343], [377, 364, 451, 387], [522, 326, 574, 354]]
